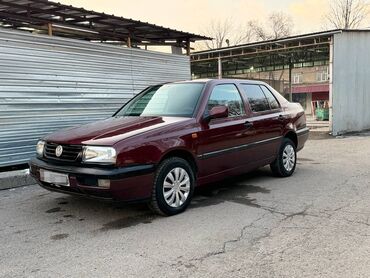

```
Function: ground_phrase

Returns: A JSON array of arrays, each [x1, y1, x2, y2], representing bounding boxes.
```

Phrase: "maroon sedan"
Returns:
[[30, 79, 309, 215]]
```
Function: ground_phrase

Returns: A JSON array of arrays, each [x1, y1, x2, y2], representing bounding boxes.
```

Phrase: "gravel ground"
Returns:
[[1, 135, 370, 278]]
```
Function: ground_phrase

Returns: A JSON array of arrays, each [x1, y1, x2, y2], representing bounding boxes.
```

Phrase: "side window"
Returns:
[[208, 84, 245, 117], [260, 86, 280, 110], [241, 84, 270, 112]]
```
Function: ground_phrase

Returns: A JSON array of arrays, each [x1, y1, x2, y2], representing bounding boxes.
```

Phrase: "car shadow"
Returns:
[[191, 167, 272, 209], [43, 167, 273, 232]]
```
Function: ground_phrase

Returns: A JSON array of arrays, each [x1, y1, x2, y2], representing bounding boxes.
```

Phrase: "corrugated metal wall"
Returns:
[[0, 28, 190, 167], [332, 31, 370, 135]]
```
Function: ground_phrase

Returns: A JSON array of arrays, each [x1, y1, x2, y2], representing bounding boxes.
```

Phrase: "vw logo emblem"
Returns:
[[55, 145, 63, 157]]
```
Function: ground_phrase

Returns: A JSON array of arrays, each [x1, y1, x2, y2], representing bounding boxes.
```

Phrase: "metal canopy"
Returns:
[[0, 0, 210, 50], [191, 30, 342, 78]]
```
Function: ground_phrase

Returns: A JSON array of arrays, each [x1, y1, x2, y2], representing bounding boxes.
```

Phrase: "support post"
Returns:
[[47, 23, 52, 36], [186, 39, 191, 56], [218, 56, 222, 79], [288, 58, 293, 102], [127, 36, 132, 48]]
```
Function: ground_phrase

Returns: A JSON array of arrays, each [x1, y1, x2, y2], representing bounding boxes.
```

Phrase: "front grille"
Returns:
[[44, 142, 82, 162]]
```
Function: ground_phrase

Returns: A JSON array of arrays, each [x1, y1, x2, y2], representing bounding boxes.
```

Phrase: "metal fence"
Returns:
[[332, 31, 370, 135], [0, 28, 190, 167]]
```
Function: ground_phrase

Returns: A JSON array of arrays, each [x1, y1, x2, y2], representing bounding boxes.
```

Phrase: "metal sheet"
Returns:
[[0, 28, 190, 167], [332, 31, 370, 135]]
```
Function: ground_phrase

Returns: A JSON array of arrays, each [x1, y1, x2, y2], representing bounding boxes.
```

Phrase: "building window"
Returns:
[[317, 67, 329, 82], [293, 73, 303, 84]]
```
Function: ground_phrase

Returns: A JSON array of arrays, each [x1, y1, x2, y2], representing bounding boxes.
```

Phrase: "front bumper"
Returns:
[[29, 157, 155, 202]]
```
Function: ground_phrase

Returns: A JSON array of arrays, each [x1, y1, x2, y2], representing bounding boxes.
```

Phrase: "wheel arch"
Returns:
[[159, 148, 198, 174], [284, 130, 298, 148]]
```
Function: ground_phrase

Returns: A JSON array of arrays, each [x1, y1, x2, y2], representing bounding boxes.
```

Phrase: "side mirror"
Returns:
[[205, 105, 228, 122]]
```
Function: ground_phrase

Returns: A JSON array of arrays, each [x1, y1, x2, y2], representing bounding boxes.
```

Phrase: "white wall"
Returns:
[[332, 31, 370, 135]]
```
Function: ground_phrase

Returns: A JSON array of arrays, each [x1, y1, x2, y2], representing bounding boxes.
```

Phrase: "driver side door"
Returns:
[[197, 84, 253, 181]]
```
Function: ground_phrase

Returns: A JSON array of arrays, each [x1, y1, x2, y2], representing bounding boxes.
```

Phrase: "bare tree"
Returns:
[[201, 19, 254, 50], [249, 12, 293, 41], [248, 20, 269, 41], [269, 12, 293, 39], [326, 0, 369, 29], [198, 12, 293, 50]]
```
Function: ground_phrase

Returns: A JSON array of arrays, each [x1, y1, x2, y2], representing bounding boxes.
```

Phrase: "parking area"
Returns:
[[1, 135, 370, 277]]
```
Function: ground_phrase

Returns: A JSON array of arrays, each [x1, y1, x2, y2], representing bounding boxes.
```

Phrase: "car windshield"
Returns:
[[115, 83, 205, 117]]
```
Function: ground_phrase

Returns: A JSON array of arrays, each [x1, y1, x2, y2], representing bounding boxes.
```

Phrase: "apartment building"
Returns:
[[232, 64, 330, 115]]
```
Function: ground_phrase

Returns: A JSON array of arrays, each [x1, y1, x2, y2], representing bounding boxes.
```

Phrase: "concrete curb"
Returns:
[[0, 169, 36, 191]]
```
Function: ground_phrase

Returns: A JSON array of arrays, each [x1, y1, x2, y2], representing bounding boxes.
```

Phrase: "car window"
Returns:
[[208, 84, 245, 117], [241, 84, 270, 112], [260, 85, 280, 110], [115, 83, 204, 117]]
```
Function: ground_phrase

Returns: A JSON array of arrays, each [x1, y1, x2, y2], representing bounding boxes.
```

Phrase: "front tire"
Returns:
[[270, 138, 297, 177], [149, 157, 195, 216]]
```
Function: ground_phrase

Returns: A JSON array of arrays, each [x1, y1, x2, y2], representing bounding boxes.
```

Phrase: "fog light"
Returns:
[[98, 179, 110, 188]]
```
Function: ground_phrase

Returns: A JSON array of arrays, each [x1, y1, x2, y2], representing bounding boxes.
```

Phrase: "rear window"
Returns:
[[261, 85, 280, 110], [241, 84, 270, 112]]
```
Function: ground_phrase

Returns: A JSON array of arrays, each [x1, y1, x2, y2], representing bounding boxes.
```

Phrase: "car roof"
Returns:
[[172, 79, 268, 86]]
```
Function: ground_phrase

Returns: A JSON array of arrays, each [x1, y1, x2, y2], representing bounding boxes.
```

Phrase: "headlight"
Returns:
[[82, 146, 117, 164], [36, 140, 45, 157]]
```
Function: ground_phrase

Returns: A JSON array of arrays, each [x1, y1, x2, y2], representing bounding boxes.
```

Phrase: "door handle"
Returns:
[[244, 121, 253, 129]]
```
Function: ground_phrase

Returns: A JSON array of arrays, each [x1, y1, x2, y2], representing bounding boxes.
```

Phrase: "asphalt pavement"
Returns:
[[1, 135, 370, 278]]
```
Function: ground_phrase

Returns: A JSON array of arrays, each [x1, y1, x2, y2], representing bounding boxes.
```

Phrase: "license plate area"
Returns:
[[40, 169, 70, 187]]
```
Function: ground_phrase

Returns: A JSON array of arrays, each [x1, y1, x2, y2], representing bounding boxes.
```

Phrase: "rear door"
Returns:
[[239, 84, 285, 161]]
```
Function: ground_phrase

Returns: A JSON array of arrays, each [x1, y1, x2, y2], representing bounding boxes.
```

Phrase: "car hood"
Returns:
[[43, 116, 190, 145]]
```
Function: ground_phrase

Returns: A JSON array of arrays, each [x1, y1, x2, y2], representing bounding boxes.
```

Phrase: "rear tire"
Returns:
[[149, 157, 195, 216], [270, 138, 297, 177]]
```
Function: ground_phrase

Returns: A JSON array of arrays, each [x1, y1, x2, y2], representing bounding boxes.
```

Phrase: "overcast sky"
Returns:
[[58, 0, 370, 46]]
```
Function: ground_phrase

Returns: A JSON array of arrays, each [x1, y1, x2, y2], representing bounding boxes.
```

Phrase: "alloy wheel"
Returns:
[[282, 144, 296, 172], [162, 167, 191, 208]]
